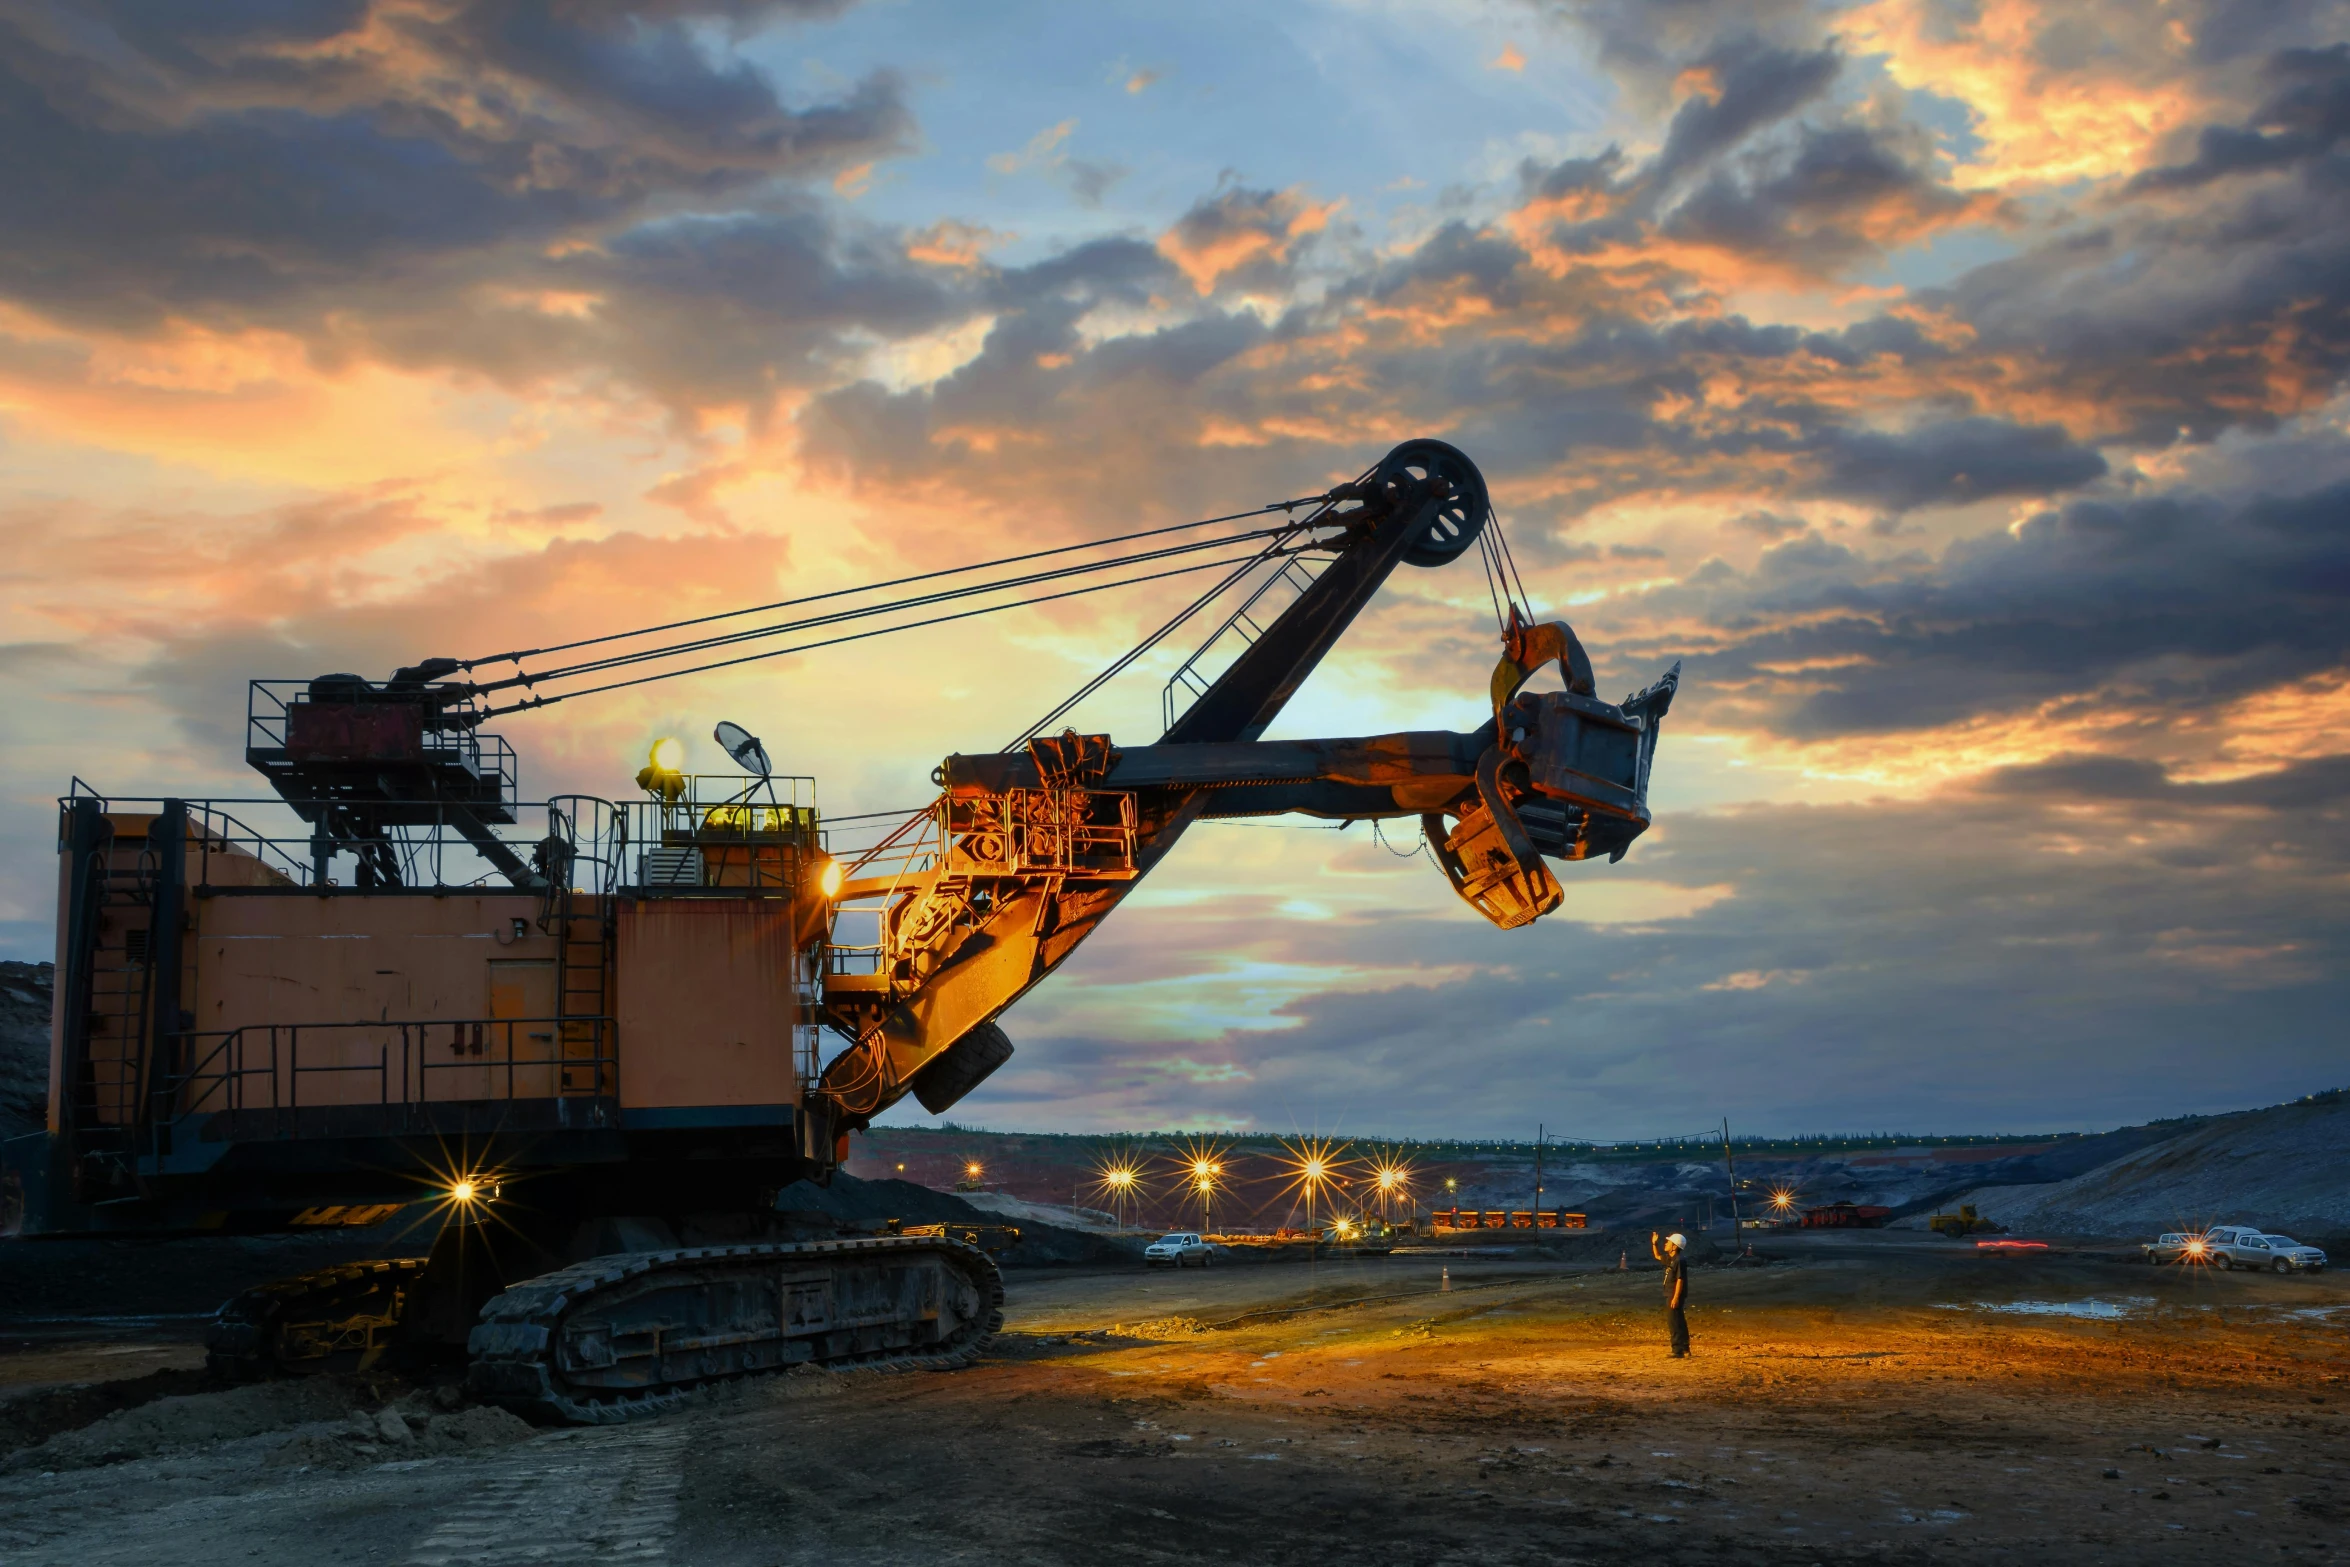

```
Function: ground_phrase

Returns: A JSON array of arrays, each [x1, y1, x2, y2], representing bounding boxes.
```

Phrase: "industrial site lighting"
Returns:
[[450, 1179, 478, 1205], [1167, 1138, 1230, 1232], [818, 857, 845, 899], [966, 1162, 983, 1179], [1088, 1154, 1147, 1228], [636, 739, 688, 802], [1276, 1136, 1350, 1231]]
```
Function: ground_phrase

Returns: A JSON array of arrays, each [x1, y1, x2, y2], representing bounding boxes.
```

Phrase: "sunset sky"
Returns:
[[3, 0, 2345, 1140]]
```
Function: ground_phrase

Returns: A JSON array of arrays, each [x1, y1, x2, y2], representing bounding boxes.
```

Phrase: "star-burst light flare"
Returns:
[[1275, 1135, 1353, 1227]]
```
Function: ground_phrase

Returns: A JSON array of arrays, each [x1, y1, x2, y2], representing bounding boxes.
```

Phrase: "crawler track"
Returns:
[[206, 1257, 429, 1378], [466, 1236, 1004, 1423]]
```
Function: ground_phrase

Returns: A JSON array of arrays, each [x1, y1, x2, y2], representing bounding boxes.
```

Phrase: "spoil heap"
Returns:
[[1945, 1092, 2350, 1240]]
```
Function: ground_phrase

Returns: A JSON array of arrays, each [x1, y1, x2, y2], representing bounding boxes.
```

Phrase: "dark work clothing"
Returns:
[[1666, 1305, 1690, 1355], [1661, 1252, 1689, 1356]]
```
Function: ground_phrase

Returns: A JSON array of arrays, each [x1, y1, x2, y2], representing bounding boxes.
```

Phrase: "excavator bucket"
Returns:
[[1425, 801, 1563, 929]]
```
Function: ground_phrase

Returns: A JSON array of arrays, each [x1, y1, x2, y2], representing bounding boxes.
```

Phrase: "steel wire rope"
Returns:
[[1490, 508, 1534, 613], [477, 550, 1288, 718], [467, 525, 1304, 698], [1476, 532, 1507, 632], [1002, 526, 1305, 749], [458, 497, 1335, 671]]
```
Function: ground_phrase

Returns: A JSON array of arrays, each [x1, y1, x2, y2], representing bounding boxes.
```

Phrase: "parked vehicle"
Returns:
[[1322, 1216, 1399, 1255], [1929, 1204, 2005, 1238], [1144, 1232, 1215, 1268], [2141, 1231, 2215, 1265], [2205, 1224, 2329, 1273], [2256, 1235, 2328, 1272]]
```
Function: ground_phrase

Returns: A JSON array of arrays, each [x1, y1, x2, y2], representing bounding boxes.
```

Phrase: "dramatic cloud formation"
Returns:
[[2, 0, 2345, 1137]]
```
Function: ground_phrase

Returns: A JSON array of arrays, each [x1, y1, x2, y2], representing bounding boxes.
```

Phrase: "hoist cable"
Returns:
[[468, 525, 1307, 698], [460, 496, 1334, 671], [478, 548, 1292, 718]]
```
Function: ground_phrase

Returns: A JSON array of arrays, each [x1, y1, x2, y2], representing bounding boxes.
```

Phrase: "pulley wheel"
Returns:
[[1373, 439, 1490, 568]]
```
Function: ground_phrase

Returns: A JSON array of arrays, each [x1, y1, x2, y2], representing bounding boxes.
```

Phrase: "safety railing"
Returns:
[[1160, 552, 1330, 734], [543, 795, 628, 898], [621, 774, 820, 892], [164, 1015, 617, 1124], [58, 789, 636, 895], [246, 679, 517, 794]]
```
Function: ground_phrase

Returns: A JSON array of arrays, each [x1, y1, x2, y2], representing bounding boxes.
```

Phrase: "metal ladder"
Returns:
[[1160, 554, 1331, 735], [56, 793, 182, 1196], [543, 799, 620, 1096]]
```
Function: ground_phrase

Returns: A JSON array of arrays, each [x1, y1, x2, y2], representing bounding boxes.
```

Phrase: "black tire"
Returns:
[[2273, 1258, 2292, 1274]]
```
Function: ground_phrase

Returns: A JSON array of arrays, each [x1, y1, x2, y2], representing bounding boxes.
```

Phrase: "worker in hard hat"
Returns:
[[1651, 1230, 1690, 1358]]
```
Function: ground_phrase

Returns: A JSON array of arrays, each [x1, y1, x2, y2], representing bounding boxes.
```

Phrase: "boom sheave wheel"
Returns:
[[1374, 439, 1491, 568]]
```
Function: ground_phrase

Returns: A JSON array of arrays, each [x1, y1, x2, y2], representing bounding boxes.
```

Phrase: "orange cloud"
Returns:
[[906, 221, 1012, 269], [1848, 0, 2209, 187], [1157, 188, 1345, 296]]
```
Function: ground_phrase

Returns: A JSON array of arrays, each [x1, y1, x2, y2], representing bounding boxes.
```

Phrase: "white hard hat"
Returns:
[[1666, 1233, 1686, 1248]]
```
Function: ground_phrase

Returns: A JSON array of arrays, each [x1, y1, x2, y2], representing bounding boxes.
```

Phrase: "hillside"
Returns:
[[1919, 1093, 2350, 1241], [0, 962, 48, 1142]]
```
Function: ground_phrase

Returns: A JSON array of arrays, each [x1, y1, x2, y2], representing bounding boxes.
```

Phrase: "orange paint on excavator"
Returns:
[[4, 440, 1678, 1420]]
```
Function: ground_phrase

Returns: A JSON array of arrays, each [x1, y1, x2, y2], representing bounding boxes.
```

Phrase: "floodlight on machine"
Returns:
[[635, 738, 687, 802]]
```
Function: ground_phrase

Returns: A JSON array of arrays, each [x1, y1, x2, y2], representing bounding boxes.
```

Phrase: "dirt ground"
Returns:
[[1, 1231, 2344, 1565]]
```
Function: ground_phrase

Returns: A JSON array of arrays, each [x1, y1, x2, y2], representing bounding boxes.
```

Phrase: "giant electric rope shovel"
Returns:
[[20, 438, 1675, 1421]]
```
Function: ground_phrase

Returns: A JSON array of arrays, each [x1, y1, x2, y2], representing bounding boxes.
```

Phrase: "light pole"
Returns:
[[1095, 1161, 1140, 1228]]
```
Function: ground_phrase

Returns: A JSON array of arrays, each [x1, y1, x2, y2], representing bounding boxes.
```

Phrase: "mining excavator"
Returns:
[[1, 440, 1677, 1421]]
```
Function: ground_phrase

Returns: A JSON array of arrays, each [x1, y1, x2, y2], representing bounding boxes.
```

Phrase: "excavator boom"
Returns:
[[811, 440, 1678, 1139]]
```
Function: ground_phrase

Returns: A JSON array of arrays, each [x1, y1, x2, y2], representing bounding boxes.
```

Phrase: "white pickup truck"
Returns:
[[2204, 1224, 2329, 1273], [1143, 1232, 1215, 1268]]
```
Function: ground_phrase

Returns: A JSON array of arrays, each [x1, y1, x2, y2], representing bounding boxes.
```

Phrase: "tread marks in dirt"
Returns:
[[404, 1424, 687, 1566]]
